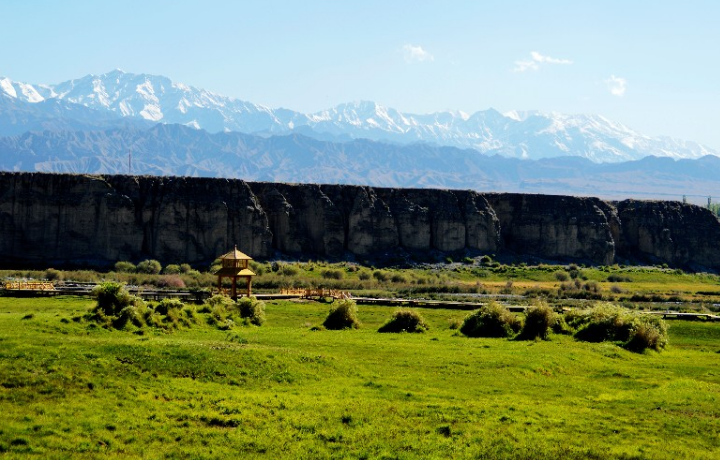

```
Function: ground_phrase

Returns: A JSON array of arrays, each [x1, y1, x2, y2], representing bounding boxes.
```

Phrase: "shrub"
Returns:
[[480, 255, 493, 266], [163, 264, 182, 275], [462, 257, 474, 265], [583, 281, 600, 293], [114, 261, 136, 273], [249, 261, 266, 275], [206, 294, 235, 308], [607, 274, 632, 283], [372, 271, 389, 282], [358, 271, 371, 281], [554, 271, 569, 282], [501, 280, 514, 294], [179, 263, 192, 274], [323, 299, 361, 330], [237, 296, 266, 326], [92, 282, 135, 317], [519, 302, 558, 340], [45, 268, 63, 281], [625, 315, 669, 352], [278, 264, 299, 276], [321, 269, 345, 280], [90, 282, 146, 329], [112, 305, 147, 330], [460, 302, 522, 338], [570, 303, 669, 352], [378, 309, 429, 333], [572, 303, 634, 343], [155, 297, 184, 315], [156, 275, 186, 288], [136, 259, 162, 275], [390, 273, 408, 284]]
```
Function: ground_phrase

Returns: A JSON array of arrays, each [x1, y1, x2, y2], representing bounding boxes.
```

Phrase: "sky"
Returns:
[[2, 0, 719, 149]]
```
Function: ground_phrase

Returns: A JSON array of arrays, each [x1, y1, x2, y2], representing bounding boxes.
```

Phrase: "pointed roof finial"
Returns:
[[219, 244, 252, 261]]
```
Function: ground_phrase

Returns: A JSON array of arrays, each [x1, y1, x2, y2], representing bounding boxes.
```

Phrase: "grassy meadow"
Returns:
[[1, 295, 719, 459]]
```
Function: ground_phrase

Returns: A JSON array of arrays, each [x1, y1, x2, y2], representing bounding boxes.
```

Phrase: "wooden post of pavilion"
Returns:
[[214, 245, 256, 299]]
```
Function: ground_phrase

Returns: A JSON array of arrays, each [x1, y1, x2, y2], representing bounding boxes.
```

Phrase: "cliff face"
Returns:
[[617, 200, 720, 270], [485, 194, 618, 265], [1, 172, 719, 270]]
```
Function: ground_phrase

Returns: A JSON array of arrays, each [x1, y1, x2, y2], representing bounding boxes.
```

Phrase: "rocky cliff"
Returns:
[[1, 172, 719, 270]]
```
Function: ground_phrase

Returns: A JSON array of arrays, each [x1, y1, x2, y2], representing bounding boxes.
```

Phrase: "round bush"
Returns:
[[321, 269, 344, 280], [163, 264, 182, 275], [205, 294, 235, 309], [114, 261, 136, 273], [570, 302, 669, 352], [519, 302, 557, 340], [460, 302, 522, 338], [237, 296, 266, 326], [625, 316, 669, 352], [92, 282, 134, 317], [323, 299, 361, 330], [136, 259, 162, 275], [572, 303, 633, 343], [378, 309, 428, 333], [155, 297, 184, 315]]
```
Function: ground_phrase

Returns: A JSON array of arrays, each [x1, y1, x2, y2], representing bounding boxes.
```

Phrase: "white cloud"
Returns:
[[402, 44, 434, 63], [513, 51, 572, 72], [513, 59, 540, 72], [605, 75, 627, 96]]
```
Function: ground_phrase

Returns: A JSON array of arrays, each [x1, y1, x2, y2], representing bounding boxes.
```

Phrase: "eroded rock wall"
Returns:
[[1, 172, 719, 270], [617, 199, 720, 270], [485, 193, 617, 265]]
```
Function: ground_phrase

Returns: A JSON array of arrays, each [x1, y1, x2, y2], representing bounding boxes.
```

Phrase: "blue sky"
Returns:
[[2, 0, 719, 149]]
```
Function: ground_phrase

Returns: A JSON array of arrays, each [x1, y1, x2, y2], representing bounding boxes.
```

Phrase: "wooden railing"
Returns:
[[280, 288, 351, 299], [4, 281, 55, 291]]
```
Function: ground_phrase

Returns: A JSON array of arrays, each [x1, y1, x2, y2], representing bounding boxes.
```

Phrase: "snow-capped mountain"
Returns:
[[0, 70, 717, 163]]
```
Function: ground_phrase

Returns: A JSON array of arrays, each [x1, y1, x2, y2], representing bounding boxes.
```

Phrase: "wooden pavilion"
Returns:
[[214, 245, 256, 299]]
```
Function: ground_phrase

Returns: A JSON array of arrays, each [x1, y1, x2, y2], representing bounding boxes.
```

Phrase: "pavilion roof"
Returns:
[[219, 245, 253, 261]]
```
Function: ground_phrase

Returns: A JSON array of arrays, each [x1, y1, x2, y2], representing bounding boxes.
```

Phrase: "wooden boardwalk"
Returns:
[[1, 282, 717, 320], [352, 296, 527, 312], [647, 311, 720, 322]]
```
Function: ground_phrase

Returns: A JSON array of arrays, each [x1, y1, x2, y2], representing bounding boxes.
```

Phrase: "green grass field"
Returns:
[[1, 296, 719, 459]]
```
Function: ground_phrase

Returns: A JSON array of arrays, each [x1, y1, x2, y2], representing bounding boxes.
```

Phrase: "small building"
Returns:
[[214, 245, 256, 299]]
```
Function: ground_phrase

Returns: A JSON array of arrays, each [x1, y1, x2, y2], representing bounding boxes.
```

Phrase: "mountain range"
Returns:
[[0, 69, 719, 203], [1, 69, 716, 163]]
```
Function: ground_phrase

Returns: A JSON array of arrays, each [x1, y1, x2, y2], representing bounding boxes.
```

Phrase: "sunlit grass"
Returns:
[[0, 296, 719, 458]]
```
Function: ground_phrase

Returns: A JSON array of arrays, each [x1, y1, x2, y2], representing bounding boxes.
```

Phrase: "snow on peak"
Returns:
[[0, 78, 17, 98], [0, 70, 715, 164], [503, 110, 522, 121]]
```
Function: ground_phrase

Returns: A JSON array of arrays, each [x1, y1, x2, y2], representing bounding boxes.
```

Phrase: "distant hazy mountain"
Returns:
[[1, 70, 716, 163], [0, 92, 151, 136], [1, 124, 718, 202]]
